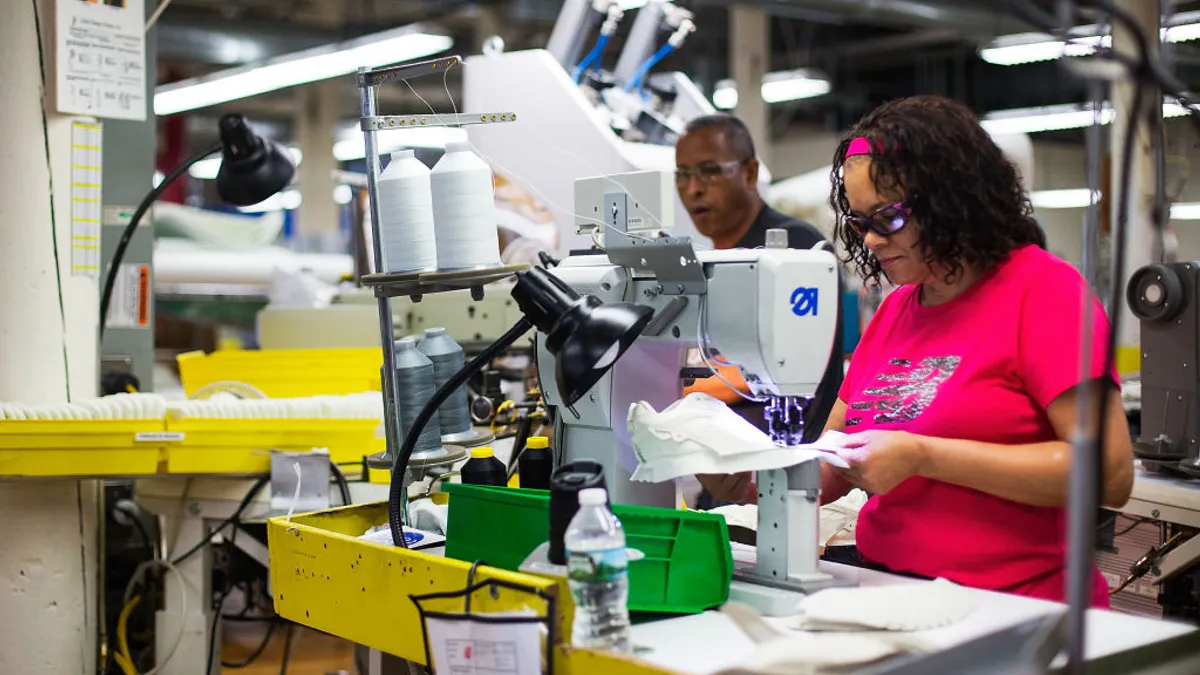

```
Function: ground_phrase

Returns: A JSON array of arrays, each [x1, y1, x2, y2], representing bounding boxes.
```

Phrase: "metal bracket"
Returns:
[[601, 190, 705, 295], [361, 112, 517, 131], [642, 296, 688, 336], [356, 56, 462, 88]]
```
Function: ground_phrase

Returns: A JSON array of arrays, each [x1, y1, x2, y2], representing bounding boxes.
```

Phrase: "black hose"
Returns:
[[330, 462, 352, 506], [389, 318, 534, 549]]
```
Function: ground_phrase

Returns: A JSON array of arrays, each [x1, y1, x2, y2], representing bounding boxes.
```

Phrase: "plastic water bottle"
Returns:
[[564, 487, 631, 652]]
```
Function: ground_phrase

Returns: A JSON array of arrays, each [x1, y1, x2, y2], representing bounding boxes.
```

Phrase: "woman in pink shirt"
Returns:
[[704, 95, 1134, 607]]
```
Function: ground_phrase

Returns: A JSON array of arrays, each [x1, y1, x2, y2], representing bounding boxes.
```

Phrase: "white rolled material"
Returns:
[[430, 142, 501, 270], [377, 150, 438, 274]]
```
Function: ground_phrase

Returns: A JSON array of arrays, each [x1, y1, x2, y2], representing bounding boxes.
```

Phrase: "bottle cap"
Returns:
[[526, 436, 549, 450], [578, 487, 607, 505], [424, 327, 446, 337], [444, 141, 470, 153], [470, 446, 494, 459], [390, 149, 415, 161]]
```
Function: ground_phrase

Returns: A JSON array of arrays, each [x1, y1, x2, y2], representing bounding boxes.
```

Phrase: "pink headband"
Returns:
[[845, 137, 876, 158]]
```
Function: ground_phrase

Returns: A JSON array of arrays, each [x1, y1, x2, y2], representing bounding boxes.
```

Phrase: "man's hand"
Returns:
[[834, 430, 926, 495], [697, 472, 755, 504]]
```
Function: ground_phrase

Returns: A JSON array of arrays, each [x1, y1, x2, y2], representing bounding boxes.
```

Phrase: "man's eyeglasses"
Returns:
[[845, 201, 912, 238], [674, 159, 747, 188]]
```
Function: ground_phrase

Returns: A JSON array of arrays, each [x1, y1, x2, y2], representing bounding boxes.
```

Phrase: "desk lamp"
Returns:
[[387, 266, 653, 548], [99, 114, 295, 336]]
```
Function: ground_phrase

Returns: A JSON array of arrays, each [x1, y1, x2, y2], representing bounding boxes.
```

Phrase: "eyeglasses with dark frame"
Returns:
[[845, 201, 912, 238]]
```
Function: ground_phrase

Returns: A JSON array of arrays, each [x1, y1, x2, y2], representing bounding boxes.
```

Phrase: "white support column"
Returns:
[[0, 1, 100, 673], [731, 6, 770, 166], [295, 81, 341, 253], [1112, 0, 1160, 377]]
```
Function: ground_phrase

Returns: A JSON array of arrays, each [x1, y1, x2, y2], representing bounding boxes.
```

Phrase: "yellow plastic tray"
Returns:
[[177, 348, 383, 398], [267, 502, 678, 674], [0, 419, 168, 477], [164, 418, 384, 474]]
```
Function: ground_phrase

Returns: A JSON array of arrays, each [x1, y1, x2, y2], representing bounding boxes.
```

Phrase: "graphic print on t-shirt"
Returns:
[[846, 356, 961, 427]]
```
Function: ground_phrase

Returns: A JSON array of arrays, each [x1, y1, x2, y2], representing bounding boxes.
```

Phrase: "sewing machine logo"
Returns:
[[845, 355, 961, 427], [790, 287, 819, 316]]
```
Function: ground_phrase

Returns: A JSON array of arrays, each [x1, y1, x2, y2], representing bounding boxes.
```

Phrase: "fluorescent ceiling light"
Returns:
[[1030, 189, 1098, 209], [981, 99, 1189, 135], [189, 147, 303, 180], [980, 11, 1200, 66], [1171, 202, 1200, 220], [333, 126, 468, 161], [712, 69, 830, 110], [155, 26, 453, 115], [1026, 193, 1200, 220]]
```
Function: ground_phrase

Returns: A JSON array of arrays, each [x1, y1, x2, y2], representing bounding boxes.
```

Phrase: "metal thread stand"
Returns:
[[354, 56, 525, 499]]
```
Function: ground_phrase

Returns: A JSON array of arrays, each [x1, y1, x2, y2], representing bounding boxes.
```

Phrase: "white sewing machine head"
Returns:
[[531, 171, 839, 507]]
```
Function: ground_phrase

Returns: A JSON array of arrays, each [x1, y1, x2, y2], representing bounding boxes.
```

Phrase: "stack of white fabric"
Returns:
[[714, 580, 976, 674]]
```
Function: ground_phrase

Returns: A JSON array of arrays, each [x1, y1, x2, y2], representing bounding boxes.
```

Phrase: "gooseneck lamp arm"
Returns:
[[98, 143, 220, 336], [388, 317, 534, 549], [100, 114, 295, 337]]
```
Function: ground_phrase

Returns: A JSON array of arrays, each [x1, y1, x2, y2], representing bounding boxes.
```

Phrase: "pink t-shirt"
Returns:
[[838, 244, 1118, 607]]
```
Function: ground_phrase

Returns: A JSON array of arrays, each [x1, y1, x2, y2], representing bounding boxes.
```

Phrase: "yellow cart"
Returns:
[[268, 501, 679, 675]]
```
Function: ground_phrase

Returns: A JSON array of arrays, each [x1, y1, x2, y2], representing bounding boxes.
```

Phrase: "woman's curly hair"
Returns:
[[829, 95, 1045, 286]]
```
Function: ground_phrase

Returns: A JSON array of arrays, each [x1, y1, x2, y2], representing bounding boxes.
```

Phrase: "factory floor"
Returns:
[[221, 621, 356, 674]]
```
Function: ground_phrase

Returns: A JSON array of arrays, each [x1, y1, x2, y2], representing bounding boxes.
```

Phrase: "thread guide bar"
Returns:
[[361, 113, 517, 132], [356, 55, 463, 88]]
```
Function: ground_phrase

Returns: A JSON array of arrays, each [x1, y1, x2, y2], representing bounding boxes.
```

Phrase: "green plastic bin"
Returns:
[[442, 483, 733, 614]]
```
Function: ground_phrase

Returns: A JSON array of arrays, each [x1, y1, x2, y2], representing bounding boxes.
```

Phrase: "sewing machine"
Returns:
[[534, 170, 842, 613]]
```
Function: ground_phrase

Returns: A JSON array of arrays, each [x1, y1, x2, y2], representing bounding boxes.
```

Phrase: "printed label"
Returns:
[[567, 546, 627, 583], [135, 432, 185, 442], [106, 263, 151, 329]]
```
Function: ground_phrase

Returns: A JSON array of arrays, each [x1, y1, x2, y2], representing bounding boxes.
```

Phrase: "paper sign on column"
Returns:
[[71, 120, 102, 277], [56, 0, 147, 121], [426, 615, 542, 675]]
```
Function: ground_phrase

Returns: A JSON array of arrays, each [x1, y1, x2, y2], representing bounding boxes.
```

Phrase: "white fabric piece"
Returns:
[[795, 578, 975, 632], [627, 393, 849, 483], [715, 601, 921, 674]]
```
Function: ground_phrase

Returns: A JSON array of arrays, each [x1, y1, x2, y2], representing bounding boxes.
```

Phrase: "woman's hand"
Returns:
[[834, 430, 927, 495]]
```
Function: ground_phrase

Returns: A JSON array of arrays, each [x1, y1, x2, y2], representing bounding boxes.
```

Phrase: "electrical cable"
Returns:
[[119, 559, 188, 675], [221, 622, 278, 669], [170, 476, 269, 566], [389, 319, 534, 549], [330, 461, 352, 506], [278, 623, 297, 675], [205, 523, 240, 675], [100, 143, 220, 336]]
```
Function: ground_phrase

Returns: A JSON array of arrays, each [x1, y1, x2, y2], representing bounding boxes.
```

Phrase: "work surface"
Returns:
[[628, 561, 1197, 675]]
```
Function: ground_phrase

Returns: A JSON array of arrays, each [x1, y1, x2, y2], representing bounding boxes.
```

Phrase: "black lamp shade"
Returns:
[[512, 268, 653, 407], [215, 113, 296, 206]]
